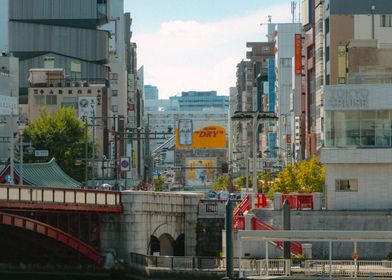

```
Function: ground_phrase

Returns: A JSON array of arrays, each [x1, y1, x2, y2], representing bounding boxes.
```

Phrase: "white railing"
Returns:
[[305, 260, 392, 277], [0, 184, 121, 208]]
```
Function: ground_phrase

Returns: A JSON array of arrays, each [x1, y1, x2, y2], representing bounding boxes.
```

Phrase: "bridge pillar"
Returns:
[[184, 195, 200, 255], [100, 191, 203, 262]]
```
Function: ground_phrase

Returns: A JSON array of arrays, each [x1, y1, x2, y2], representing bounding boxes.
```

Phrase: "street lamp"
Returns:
[[231, 111, 278, 194]]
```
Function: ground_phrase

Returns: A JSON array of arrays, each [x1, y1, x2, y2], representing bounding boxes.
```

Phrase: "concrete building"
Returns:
[[303, 0, 392, 155], [170, 91, 228, 112], [321, 85, 392, 210], [0, 55, 19, 163], [316, 0, 392, 210], [274, 23, 303, 164], [0, 0, 110, 104], [144, 85, 159, 100], [27, 69, 107, 162], [100, 2, 140, 187], [144, 99, 179, 112]]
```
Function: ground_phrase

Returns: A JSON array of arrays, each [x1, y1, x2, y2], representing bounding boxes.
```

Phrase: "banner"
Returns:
[[295, 34, 302, 75]]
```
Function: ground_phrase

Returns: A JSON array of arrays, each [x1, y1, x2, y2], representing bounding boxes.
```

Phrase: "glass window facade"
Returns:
[[325, 110, 392, 147]]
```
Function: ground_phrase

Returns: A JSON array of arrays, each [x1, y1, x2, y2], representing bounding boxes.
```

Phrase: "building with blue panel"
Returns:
[[170, 91, 228, 112]]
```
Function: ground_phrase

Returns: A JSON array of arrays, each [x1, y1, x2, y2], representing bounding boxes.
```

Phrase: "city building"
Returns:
[[0, 54, 19, 164], [144, 85, 159, 100], [170, 91, 228, 112], [27, 68, 107, 161], [100, 2, 140, 186], [274, 23, 303, 164], [321, 84, 392, 210], [0, 0, 110, 104]]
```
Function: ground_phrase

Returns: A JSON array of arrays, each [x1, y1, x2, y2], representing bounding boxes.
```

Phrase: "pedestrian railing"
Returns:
[[0, 184, 122, 212], [304, 260, 392, 277], [130, 253, 392, 278]]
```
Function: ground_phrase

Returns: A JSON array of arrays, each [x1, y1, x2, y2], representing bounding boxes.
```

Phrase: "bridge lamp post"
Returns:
[[231, 111, 278, 194]]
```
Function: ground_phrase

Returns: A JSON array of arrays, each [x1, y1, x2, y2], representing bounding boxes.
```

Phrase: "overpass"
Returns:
[[0, 184, 122, 266]]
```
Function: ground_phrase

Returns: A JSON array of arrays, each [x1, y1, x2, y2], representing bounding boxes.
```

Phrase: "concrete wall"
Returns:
[[254, 209, 392, 259], [100, 191, 203, 262]]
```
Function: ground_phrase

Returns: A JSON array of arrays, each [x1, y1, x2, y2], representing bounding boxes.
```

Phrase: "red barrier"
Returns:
[[281, 193, 314, 210], [255, 193, 267, 208], [233, 195, 250, 230]]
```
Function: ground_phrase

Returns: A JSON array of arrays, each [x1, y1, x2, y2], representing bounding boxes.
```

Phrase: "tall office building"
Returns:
[[0, 0, 110, 103], [170, 91, 228, 111], [144, 85, 159, 100]]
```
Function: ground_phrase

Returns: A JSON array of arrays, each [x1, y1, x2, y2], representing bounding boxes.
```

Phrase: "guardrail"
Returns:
[[131, 254, 392, 278], [0, 184, 122, 212]]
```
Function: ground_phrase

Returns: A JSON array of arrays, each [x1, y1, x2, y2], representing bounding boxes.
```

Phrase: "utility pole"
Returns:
[[91, 108, 96, 188], [252, 115, 258, 194], [19, 133, 23, 186], [9, 112, 15, 185], [84, 116, 88, 186]]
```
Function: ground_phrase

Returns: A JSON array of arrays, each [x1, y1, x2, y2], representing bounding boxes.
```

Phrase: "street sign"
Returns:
[[153, 169, 159, 177], [35, 150, 49, 157], [120, 157, 130, 171], [5, 175, 12, 183]]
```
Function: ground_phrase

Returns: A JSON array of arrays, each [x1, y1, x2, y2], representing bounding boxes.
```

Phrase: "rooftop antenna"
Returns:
[[291, 1, 297, 23]]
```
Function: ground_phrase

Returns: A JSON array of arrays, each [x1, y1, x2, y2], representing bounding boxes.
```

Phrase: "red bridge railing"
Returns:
[[0, 211, 104, 265], [233, 194, 303, 255], [233, 195, 250, 230], [0, 184, 122, 213]]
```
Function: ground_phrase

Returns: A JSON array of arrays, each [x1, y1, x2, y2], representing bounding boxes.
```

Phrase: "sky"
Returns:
[[124, 0, 293, 99]]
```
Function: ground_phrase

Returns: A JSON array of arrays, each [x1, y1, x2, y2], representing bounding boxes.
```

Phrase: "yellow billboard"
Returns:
[[186, 158, 216, 186], [176, 119, 226, 149]]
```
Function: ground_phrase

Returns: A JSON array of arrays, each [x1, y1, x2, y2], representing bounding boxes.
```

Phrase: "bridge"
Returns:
[[0, 184, 122, 266]]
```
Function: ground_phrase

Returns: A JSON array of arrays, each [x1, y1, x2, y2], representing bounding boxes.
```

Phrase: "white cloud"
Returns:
[[133, 4, 291, 99]]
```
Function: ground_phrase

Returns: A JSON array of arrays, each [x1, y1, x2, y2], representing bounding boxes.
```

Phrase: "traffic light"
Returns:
[[221, 163, 229, 174]]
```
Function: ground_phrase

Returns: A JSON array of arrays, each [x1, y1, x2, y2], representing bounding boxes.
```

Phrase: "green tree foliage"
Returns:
[[267, 156, 325, 197], [211, 175, 230, 191], [154, 175, 165, 191], [23, 108, 89, 182]]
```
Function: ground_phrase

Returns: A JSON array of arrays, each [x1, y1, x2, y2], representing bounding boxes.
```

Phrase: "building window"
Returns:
[[44, 56, 55, 68], [112, 105, 118, 112], [34, 96, 45, 105], [380, 15, 392, 27], [325, 17, 330, 34], [110, 73, 118, 80], [46, 95, 57, 105], [112, 89, 118, 96], [71, 61, 81, 80], [335, 179, 358, 192]]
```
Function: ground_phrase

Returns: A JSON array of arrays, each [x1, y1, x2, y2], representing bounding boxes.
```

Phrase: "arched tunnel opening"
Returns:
[[149, 233, 185, 256], [0, 225, 96, 266]]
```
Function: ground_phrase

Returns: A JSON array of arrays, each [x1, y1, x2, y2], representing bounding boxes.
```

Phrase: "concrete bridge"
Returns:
[[100, 191, 204, 262]]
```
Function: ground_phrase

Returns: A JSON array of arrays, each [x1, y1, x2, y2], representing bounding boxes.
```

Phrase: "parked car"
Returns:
[[218, 191, 230, 200], [207, 191, 218, 199], [230, 192, 242, 200]]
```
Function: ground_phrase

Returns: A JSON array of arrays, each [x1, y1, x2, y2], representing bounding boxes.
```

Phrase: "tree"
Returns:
[[23, 107, 90, 182], [154, 175, 165, 191], [211, 175, 230, 191], [267, 156, 325, 198]]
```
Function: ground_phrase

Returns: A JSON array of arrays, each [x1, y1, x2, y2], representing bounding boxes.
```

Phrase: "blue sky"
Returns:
[[124, 0, 293, 98]]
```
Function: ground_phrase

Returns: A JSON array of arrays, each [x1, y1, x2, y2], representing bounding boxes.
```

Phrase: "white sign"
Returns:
[[0, 95, 17, 116], [35, 150, 49, 157], [78, 96, 97, 124]]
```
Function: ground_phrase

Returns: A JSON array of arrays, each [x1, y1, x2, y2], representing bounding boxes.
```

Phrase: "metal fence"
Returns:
[[304, 260, 392, 277], [131, 254, 392, 278]]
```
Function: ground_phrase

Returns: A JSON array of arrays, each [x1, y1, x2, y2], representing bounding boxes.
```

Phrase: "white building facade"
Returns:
[[321, 84, 392, 210]]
